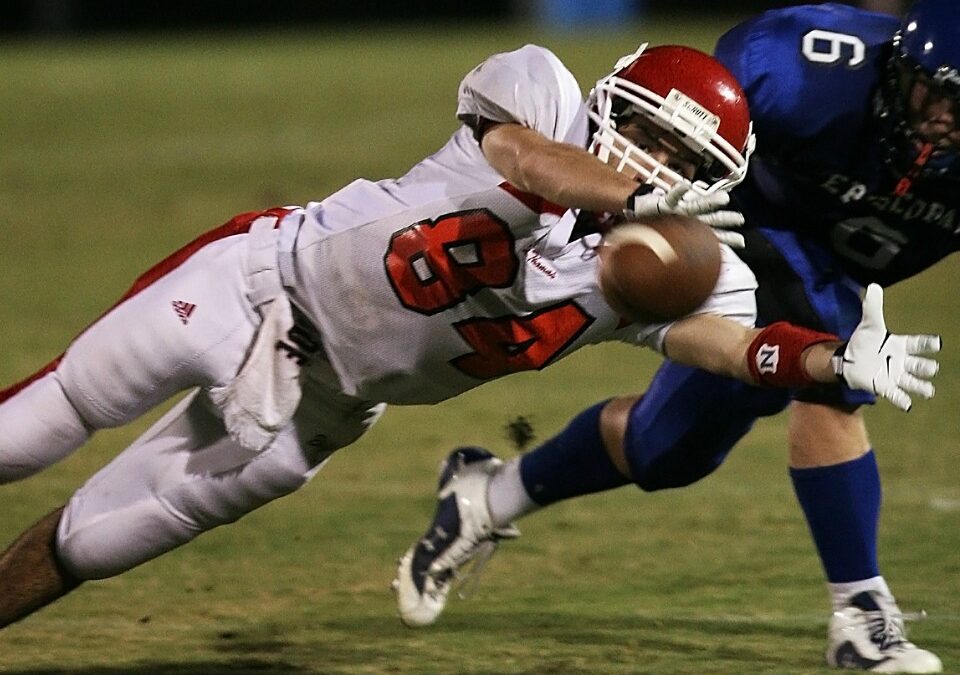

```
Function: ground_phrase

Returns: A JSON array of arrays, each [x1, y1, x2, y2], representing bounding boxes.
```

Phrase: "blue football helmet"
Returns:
[[879, 0, 960, 182]]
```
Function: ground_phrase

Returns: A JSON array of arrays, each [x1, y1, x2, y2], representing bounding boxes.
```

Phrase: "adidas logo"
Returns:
[[172, 300, 196, 325]]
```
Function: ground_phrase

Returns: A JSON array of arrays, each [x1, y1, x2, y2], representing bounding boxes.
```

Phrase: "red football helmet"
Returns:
[[589, 44, 755, 194]]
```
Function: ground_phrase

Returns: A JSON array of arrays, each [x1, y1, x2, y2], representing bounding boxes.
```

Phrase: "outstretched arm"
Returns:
[[663, 284, 941, 411], [479, 122, 744, 241], [480, 122, 637, 213]]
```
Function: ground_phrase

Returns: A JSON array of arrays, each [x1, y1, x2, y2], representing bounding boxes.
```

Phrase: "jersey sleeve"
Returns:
[[617, 246, 758, 353], [457, 44, 585, 144], [714, 10, 808, 154]]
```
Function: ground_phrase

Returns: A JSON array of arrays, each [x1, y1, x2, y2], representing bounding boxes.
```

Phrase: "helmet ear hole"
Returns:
[[695, 156, 722, 184], [609, 97, 633, 124]]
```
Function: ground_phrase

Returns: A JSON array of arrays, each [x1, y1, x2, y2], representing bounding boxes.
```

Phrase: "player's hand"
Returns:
[[836, 284, 941, 411], [625, 183, 746, 249]]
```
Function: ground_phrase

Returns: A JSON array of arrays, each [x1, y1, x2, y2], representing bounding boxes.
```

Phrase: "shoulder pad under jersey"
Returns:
[[715, 4, 899, 155], [456, 44, 586, 144]]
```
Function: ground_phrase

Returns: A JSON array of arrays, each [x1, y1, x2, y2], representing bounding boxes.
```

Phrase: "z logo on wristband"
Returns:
[[756, 343, 780, 374]]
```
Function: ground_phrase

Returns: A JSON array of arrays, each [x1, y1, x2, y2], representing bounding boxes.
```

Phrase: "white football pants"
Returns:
[[0, 211, 384, 579]]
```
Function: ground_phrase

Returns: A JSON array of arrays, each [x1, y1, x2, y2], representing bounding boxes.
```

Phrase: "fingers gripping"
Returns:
[[658, 183, 689, 212], [696, 210, 746, 228], [674, 190, 730, 216], [713, 230, 746, 249], [626, 183, 745, 248]]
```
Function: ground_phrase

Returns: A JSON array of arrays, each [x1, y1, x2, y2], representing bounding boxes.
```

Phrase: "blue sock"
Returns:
[[790, 450, 881, 583], [519, 401, 630, 506]]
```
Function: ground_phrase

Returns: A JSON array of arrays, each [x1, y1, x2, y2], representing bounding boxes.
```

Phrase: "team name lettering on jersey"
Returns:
[[821, 173, 959, 232], [526, 250, 558, 279]]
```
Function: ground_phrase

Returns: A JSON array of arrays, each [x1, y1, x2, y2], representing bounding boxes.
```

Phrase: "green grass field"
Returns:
[[1, 17, 959, 674]]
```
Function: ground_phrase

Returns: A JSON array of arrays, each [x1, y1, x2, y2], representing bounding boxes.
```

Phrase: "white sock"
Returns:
[[829, 576, 893, 612], [487, 458, 540, 527]]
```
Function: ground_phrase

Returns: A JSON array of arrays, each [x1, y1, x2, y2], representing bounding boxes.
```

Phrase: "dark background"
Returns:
[[1, 0, 899, 35]]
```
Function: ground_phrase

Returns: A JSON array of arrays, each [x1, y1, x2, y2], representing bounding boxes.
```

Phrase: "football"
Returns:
[[597, 214, 722, 324]]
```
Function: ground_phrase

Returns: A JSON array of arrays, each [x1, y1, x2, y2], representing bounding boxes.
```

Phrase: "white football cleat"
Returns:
[[393, 447, 519, 628], [826, 591, 942, 672]]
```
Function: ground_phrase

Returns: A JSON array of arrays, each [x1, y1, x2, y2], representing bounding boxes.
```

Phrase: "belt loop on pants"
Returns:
[[244, 214, 287, 311], [277, 210, 304, 290]]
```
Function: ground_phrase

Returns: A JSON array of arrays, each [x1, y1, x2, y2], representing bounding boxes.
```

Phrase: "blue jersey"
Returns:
[[716, 3, 960, 286]]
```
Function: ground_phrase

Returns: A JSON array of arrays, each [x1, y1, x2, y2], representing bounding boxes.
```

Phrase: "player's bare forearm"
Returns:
[[480, 123, 637, 213], [801, 341, 846, 383], [662, 314, 753, 381], [666, 286, 941, 411], [662, 315, 841, 385]]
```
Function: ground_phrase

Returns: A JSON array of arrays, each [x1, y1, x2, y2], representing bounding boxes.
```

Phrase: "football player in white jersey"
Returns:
[[0, 43, 939, 632]]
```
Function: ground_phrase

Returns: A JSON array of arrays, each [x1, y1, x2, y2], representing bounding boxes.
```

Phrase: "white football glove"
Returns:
[[835, 284, 941, 412], [625, 182, 746, 249]]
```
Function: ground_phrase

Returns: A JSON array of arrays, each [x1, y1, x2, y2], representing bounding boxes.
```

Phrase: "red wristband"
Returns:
[[746, 322, 839, 388]]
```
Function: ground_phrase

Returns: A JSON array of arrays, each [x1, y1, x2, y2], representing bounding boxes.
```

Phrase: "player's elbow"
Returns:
[[510, 143, 561, 194], [483, 125, 571, 203]]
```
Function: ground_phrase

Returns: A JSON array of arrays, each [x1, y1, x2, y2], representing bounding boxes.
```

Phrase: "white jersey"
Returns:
[[1, 44, 758, 584], [278, 45, 757, 405]]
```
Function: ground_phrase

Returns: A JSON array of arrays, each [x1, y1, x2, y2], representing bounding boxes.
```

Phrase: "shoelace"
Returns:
[[420, 530, 514, 602], [418, 536, 498, 600], [454, 539, 499, 600], [862, 605, 927, 651], [415, 524, 486, 595], [866, 610, 907, 650]]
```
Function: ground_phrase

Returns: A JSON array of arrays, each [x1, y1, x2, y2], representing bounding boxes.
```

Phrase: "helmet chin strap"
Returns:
[[894, 141, 934, 195]]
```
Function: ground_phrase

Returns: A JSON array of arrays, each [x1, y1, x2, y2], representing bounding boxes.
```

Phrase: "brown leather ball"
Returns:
[[598, 214, 723, 324]]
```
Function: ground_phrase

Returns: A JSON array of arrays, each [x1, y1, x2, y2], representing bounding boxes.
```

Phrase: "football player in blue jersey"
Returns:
[[396, 1, 954, 671]]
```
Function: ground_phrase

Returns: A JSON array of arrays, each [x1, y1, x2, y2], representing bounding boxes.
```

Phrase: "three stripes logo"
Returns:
[[172, 300, 197, 325]]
